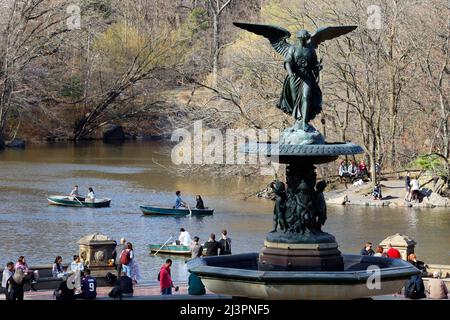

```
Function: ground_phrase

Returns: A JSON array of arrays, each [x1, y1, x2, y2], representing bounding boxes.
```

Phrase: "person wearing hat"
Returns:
[[427, 272, 448, 299]]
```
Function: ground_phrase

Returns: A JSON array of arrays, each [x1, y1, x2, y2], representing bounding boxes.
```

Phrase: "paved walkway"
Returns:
[[0, 282, 226, 300]]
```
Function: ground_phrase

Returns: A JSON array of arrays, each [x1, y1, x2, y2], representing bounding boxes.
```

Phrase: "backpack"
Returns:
[[105, 272, 117, 286], [120, 250, 131, 265]]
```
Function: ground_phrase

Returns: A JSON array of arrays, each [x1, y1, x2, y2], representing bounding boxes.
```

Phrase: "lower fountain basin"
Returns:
[[187, 253, 419, 300]]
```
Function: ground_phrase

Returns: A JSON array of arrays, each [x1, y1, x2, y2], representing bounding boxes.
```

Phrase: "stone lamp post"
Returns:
[[78, 233, 117, 276]]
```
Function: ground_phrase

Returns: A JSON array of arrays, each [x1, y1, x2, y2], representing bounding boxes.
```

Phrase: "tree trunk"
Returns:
[[212, 12, 219, 87]]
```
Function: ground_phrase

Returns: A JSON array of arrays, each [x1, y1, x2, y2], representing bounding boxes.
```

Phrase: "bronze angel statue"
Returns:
[[234, 23, 356, 136]]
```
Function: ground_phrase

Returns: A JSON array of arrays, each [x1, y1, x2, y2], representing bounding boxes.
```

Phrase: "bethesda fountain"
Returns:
[[187, 22, 418, 299]]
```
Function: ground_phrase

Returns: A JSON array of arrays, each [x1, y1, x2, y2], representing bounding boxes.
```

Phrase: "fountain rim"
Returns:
[[188, 253, 420, 284], [243, 142, 364, 157]]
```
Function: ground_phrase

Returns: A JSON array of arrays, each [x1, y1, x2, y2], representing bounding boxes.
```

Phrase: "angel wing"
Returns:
[[309, 26, 357, 48], [233, 22, 292, 58]]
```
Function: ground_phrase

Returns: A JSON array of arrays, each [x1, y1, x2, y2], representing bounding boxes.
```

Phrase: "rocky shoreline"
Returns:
[[326, 180, 450, 208], [257, 179, 450, 208]]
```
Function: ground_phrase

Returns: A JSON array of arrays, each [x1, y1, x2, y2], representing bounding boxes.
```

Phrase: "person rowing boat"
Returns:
[[69, 185, 85, 202], [174, 190, 187, 209]]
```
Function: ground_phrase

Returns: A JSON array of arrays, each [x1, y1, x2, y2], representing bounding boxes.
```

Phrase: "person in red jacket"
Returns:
[[386, 244, 401, 259], [159, 259, 178, 295]]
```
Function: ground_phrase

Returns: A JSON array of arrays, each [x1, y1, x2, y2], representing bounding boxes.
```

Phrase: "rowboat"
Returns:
[[140, 205, 214, 216], [47, 195, 111, 208], [149, 244, 192, 256]]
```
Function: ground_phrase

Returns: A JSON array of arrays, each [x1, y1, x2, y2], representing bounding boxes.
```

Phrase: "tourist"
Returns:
[[159, 259, 179, 295], [1, 262, 14, 300], [386, 244, 401, 259], [196, 195, 205, 209], [372, 182, 382, 200], [427, 272, 448, 299], [70, 185, 80, 197], [410, 176, 420, 203], [407, 253, 427, 274], [360, 242, 375, 256], [338, 161, 348, 183], [70, 255, 84, 274], [374, 246, 386, 257], [86, 187, 96, 201], [204, 233, 220, 256], [8, 269, 25, 301], [190, 236, 203, 259], [174, 190, 187, 209], [108, 271, 134, 299], [130, 248, 141, 285], [375, 160, 382, 181], [15, 256, 37, 291], [219, 229, 232, 255], [358, 160, 369, 178], [404, 273, 426, 299], [404, 171, 411, 201], [178, 228, 192, 246], [347, 160, 358, 181], [75, 269, 97, 300], [54, 275, 75, 301], [112, 238, 127, 274], [188, 272, 206, 295], [120, 242, 134, 278], [52, 256, 67, 278]]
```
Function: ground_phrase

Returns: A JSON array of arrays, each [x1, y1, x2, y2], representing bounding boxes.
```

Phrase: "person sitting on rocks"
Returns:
[[338, 161, 348, 183], [358, 160, 369, 179], [372, 182, 382, 200], [347, 160, 358, 181]]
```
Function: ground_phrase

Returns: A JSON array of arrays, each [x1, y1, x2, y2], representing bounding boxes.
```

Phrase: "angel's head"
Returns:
[[296, 30, 311, 44]]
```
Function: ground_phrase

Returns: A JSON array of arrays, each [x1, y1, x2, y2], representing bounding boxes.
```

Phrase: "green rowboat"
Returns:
[[140, 205, 214, 216], [47, 195, 111, 208], [149, 244, 192, 256]]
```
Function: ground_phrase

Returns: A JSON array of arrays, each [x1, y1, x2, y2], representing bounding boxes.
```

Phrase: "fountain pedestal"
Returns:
[[259, 240, 343, 271], [245, 142, 362, 272]]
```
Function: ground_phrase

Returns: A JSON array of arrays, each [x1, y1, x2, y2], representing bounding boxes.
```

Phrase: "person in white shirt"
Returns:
[[178, 228, 192, 246], [1, 262, 14, 300], [70, 255, 84, 273], [86, 187, 96, 202], [410, 177, 420, 202], [70, 185, 79, 197]]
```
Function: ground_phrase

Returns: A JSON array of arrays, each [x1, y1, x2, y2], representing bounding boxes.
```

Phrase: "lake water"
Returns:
[[0, 141, 449, 282]]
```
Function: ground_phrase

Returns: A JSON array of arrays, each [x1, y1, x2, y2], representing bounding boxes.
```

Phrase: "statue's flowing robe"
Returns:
[[277, 46, 323, 123]]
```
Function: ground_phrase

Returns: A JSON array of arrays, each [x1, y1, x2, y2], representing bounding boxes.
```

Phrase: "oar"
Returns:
[[187, 204, 192, 217], [72, 195, 84, 207], [153, 236, 173, 256]]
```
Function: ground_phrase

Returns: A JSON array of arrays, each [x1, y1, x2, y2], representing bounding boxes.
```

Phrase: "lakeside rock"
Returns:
[[6, 138, 26, 149], [326, 194, 349, 205], [102, 124, 125, 143], [0, 136, 4, 150], [423, 192, 450, 207]]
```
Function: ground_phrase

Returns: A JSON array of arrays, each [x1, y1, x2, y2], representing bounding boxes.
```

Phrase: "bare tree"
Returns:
[[207, 0, 233, 87], [0, 0, 69, 140]]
